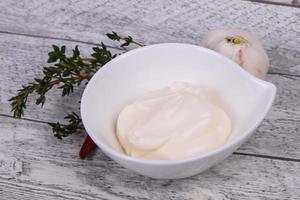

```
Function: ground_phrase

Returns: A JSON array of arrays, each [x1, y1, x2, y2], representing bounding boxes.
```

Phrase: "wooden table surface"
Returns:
[[0, 0, 299, 199]]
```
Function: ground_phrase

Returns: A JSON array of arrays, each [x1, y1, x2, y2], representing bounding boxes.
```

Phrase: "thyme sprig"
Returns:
[[106, 31, 144, 49], [9, 32, 142, 138], [48, 112, 82, 139]]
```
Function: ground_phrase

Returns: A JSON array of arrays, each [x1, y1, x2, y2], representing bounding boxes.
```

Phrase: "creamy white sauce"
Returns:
[[116, 82, 232, 160]]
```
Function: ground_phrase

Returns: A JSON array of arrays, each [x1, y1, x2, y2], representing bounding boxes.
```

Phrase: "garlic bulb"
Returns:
[[202, 29, 269, 79]]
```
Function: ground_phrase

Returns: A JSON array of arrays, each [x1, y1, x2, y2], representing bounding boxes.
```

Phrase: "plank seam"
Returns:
[[268, 72, 300, 78], [0, 30, 122, 51], [2, 30, 300, 78], [0, 113, 50, 125], [233, 152, 300, 162], [244, 0, 300, 8], [1, 31, 299, 78], [1, 113, 299, 163]]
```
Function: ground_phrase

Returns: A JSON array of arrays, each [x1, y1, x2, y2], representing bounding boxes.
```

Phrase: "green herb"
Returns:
[[9, 32, 143, 139], [225, 36, 243, 45], [106, 31, 144, 48], [48, 112, 82, 139]]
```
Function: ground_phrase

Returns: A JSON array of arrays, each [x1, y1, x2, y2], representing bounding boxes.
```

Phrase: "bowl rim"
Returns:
[[81, 43, 277, 165]]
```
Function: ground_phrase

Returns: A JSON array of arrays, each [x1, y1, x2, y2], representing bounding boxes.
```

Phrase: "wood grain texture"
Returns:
[[1, 0, 300, 199], [0, 0, 299, 75], [246, 0, 300, 7], [0, 34, 299, 159], [0, 34, 91, 123], [0, 116, 300, 200], [1, 34, 300, 121]]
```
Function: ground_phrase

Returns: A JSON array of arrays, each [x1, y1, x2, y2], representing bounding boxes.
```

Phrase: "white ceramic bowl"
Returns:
[[81, 43, 276, 179]]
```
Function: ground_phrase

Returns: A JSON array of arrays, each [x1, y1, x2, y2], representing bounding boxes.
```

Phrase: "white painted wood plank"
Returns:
[[0, 0, 299, 75], [0, 116, 299, 200], [0, 34, 299, 122], [259, 0, 292, 2], [0, 34, 89, 123], [247, 0, 300, 7], [0, 0, 299, 198], [0, 34, 299, 159]]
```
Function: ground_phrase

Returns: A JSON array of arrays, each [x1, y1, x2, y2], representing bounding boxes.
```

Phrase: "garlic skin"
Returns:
[[202, 29, 269, 79]]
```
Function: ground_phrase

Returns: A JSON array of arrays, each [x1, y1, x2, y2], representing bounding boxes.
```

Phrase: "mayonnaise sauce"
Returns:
[[116, 82, 232, 160]]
